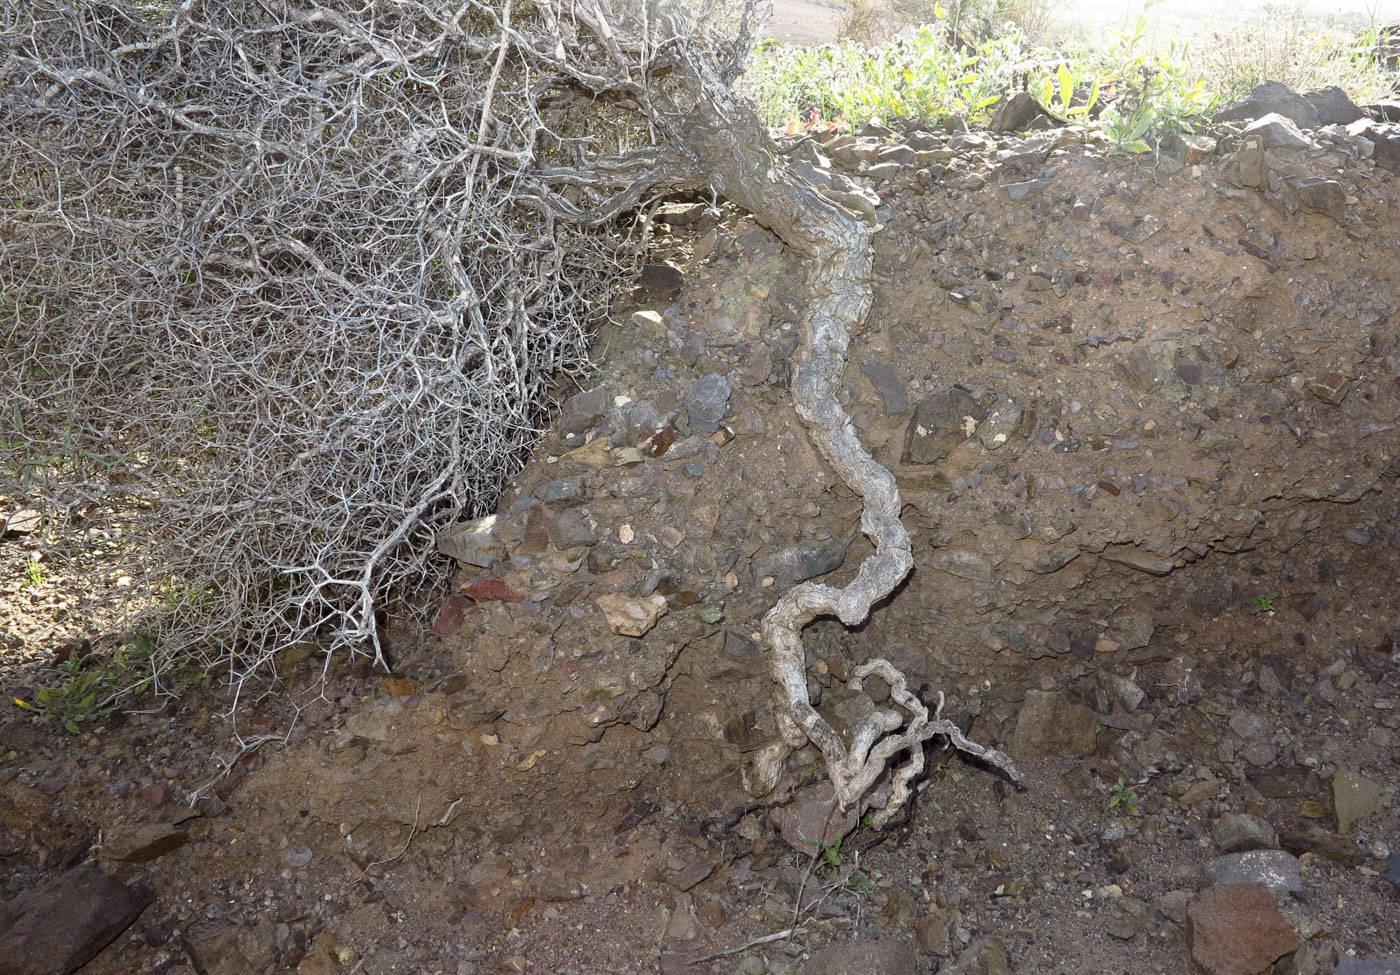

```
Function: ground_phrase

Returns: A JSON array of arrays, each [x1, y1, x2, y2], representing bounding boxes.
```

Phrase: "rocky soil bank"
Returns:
[[2, 82, 1399, 975]]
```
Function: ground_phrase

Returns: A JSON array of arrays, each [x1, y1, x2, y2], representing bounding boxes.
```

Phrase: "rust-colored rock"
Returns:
[[1187, 883, 1297, 975]]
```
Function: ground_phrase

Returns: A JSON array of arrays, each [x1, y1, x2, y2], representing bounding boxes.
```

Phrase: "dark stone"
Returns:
[[1289, 176, 1347, 222], [683, 373, 731, 434], [546, 508, 597, 549], [1240, 113, 1313, 149], [1201, 851, 1301, 895], [1215, 81, 1321, 129], [990, 91, 1051, 132], [561, 386, 613, 435], [1365, 100, 1400, 122], [1335, 956, 1400, 975], [805, 938, 917, 975], [859, 358, 908, 414], [1347, 118, 1400, 171], [636, 263, 684, 297], [0, 865, 153, 975], [902, 388, 985, 464], [1213, 812, 1278, 853], [1279, 827, 1367, 866], [1305, 86, 1364, 125], [753, 538, 847, 588], [1010, 690, 1098, 757]]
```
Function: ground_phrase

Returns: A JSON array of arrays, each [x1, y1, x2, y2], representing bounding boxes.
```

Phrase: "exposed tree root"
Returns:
[[658, 19, 1021, 827]]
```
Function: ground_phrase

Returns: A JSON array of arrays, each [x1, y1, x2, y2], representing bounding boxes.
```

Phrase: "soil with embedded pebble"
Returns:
[[4, 92, 1400, 975]]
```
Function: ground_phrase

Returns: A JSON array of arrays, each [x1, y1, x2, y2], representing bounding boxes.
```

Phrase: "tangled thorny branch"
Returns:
[[0, 0, 1014, 823]]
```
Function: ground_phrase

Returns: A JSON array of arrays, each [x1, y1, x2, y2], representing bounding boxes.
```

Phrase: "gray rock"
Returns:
[[561, 386, 613, 435], [1336, 957, 1400, 975], [945, 936, 1012, 975], [977, 401, 1023, 449], [1, 509, 43, 536], [1202, 850, 1302, 895], [754, 538, 847, 587], [1366, 100, 1400, 122], [929, 548, 993, 584], [684, 373, 731, 434], [902, 388, 985, 464], [547, 508, 597, 549], [1011, 690, 1098, 758], [1100, 543, 1175, 575], [182, 924, 256, 975], [1288, 176, 1348, 222], [859, 358, 908, 414], [1353, 119, 1400, 171], [998, 178, 1053, 202], [0, 865, 153, 975], [1305, 86, 1364, 125], [534, 476, 586, 507], [1213, 812, 1278, 853], [877, 144, 918, 166], [436, 514, 504, 568], [1109, 214, 1166, 243], [1241, 113, 1315, 150], [98, 824, 188, 863], [636, 263, 683, 298], [991, 91, 1051, 132], [805, 939, 917, 975], [1216, 81, 1321, 129]]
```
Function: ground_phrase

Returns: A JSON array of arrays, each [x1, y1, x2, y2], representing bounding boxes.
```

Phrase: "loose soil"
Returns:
[[4, 100, 1400, 975]]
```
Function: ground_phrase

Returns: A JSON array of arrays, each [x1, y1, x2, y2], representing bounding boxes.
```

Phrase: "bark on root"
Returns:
[[669, 42, 1020, 828]]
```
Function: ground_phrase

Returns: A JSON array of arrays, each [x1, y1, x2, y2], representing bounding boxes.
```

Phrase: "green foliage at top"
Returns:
[[743, 14, 1023, 132], [743, 3, 1393, 151]]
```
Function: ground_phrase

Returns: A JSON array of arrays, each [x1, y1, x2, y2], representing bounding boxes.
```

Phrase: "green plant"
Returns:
[[13, 653, 118, 733], [22, 554, 42, 588], [1108, 776, 1140, 816], [1251, 591, 1281, 613], [809, 836, 877, 892]]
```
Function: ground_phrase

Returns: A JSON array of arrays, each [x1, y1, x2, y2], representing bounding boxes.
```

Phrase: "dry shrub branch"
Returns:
[[1, 0, 1009, 825], [0, 0, 701, 696]]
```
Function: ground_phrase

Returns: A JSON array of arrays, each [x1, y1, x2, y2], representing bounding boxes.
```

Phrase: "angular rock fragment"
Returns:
[[595, 593, 668, 637], [436, 514, 504, 568], [0, 865, 153, 975], [902, 388, 985, 464], [753, 538, 847, 588], [1201, 850, 1302, 896], [684, 373, 732, 434], [1215, 81, 1321, 129], [1186, 883, 1296, 975], [1011, 690, 1097, 757], [99, 824, 189, 864]]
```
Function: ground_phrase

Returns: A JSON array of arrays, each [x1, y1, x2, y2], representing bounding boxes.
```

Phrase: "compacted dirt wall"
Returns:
[[3, 100, 1399, 975]]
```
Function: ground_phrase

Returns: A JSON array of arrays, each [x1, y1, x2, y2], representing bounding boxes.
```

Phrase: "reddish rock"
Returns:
[[459, 578, 525, 603], [431, 595, 471, 637], [1187, 883, 1297, 975], [137, 783, 169, 810]]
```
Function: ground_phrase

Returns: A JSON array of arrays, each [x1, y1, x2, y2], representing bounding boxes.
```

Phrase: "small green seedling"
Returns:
[[1250, 591, 1280, 613], [809, 837, 876, 892], [22, 555, 42, 588], [1108, 777, 1140, 816], [13, 653, 116, 733]]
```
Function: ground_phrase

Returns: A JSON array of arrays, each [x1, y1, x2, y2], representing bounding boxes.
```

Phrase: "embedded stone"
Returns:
[[595, 593, 668, 637]]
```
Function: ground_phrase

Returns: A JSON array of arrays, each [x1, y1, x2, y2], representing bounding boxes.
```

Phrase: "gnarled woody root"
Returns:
[[664, 38, 1020, 828]]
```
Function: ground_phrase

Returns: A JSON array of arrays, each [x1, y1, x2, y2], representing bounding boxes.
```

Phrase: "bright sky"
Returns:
[[1061, 0, 1400, 29]]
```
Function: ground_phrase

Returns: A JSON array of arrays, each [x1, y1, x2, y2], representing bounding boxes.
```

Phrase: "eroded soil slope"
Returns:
[[3, 105, 1399, 975]]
